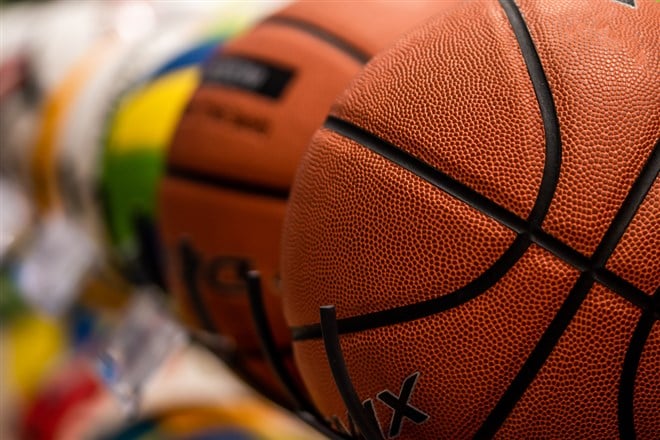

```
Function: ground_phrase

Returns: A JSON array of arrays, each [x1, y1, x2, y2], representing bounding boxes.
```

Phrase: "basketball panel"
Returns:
[[282, 129, 517, 327], [496, 284, 644, 439], [606, 179, 660, 296], [329, 0, 545, 220]]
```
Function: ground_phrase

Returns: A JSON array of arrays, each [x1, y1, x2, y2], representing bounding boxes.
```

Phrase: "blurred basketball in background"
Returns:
[[158, 0, 450, 406], [281, 0, 659, 438]]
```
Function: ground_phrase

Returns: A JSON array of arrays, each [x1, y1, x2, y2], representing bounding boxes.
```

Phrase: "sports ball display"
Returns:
[[100, 3, 276, 287], [281, 0, 659, 438], [19, 3, 240, 314], [100, 36, 223, 287], [159, 1, 449, 406], [35, 18, 216, 233]]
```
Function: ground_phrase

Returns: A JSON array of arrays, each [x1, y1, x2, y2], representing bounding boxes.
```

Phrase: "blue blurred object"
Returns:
[[147, 38, 222, 81], [68, 305, 97, 348]]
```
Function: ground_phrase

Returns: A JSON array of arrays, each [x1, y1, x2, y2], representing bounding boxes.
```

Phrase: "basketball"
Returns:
[[158, 1, 449, 406], [281, 0, 659, 438]]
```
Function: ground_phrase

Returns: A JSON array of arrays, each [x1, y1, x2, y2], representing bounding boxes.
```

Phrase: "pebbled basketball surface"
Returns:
[[282, 0, 659, 438]]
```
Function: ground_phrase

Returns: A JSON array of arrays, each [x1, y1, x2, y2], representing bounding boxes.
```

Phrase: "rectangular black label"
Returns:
[[202, 55, 295, 99]]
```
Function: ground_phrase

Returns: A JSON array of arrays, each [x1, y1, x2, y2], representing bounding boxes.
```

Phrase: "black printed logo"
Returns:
[[203, 55, 295, 99], [179, 239, 251, 296], [612, 0, 636, 7], [377, 372, 429, 438], [329, 372, 429, 439]]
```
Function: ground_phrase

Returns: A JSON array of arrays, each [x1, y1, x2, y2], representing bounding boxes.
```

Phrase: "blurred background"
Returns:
[[0, 0, 324, 438]]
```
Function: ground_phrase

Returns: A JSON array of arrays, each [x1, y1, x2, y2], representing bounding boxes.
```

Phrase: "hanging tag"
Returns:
[[17, 214, 97, 315], [95, 289, 187, 416]]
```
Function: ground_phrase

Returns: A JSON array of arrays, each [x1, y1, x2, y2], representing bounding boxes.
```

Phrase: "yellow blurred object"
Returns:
[[77, 264, 133, 314], [157, 406, 252, 435], [160, 402, 318, 440], [3, 313, 65, 399], [108, 67, 199, 153]]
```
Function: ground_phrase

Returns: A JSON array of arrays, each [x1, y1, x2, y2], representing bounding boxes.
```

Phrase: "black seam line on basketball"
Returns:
[[303, 0, 571, 345], [594, 268, 653, 309], [292, 235, 530, 341], [293, 119, 652, 341], [261, 15, 370, 64], [592, 138, 660, 267], [320, 117, 649, 306], [290, 257, 654, 341], [497, 0, 560, 225], [326, 116, 529, 232], [309, 0, 655, 346], [166, 164, 290, 200], [618, 294, 657, 440], [480, 2, 656, 431], [473, 273, 595, 439], [477, 142, 659, 438], [179, 240, 218, 333]]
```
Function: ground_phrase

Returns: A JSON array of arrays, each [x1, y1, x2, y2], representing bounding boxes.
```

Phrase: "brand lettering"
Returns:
[[206, 57, 269, 90], [328, 372, 429, 439], [203, 55, 295, 99], [188, 100, 270, 134], [377, 372, 429, 438], [178, 239, 251, 297], [612, 0, 636, 7]]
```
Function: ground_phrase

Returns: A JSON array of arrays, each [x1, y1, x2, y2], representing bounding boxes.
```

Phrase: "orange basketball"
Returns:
[[158, 1, 448, 406], [282, 0, 659, 438]]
